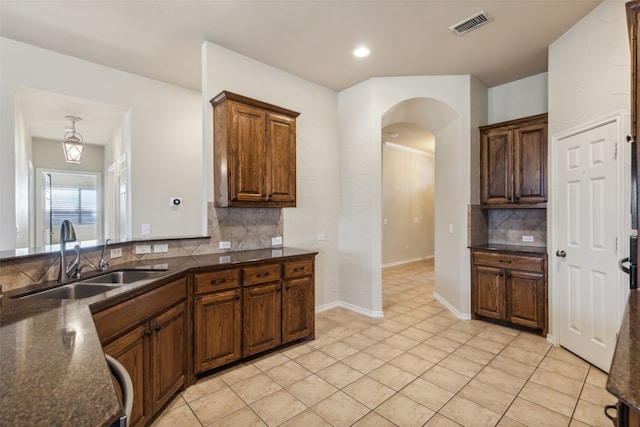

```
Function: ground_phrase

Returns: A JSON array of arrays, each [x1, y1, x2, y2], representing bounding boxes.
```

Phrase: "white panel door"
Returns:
[[556, 119, 621, 372]]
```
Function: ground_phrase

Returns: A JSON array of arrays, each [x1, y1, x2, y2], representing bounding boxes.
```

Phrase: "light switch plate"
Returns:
[[219, 241, 231, 249], [141, 224, 151, 235]]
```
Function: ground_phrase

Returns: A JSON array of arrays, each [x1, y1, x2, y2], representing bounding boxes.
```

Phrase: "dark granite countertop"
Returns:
[[607, 290, 640, 412], [0, 247, 317, 426], [469, 243, 548, 256]]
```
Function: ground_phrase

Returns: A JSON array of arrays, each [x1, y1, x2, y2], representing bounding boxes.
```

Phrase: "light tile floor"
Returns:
[[152, 260, 617, 427]]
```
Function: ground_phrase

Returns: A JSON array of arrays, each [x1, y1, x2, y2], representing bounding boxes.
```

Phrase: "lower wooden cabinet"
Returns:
[[93, 278, 187, 427], [194, 289, 242, 373], [243, 281, 283, 356], [93, 253, 316, 426], [282, 275, 315, 343], [471, 249, 547, 335], [193, 255, 316, 375], [103, 324, 150, 427]]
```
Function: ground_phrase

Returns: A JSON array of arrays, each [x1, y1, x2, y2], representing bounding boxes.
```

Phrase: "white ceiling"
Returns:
[[0, 0, 603, 93], [1, 1, 604, 152]]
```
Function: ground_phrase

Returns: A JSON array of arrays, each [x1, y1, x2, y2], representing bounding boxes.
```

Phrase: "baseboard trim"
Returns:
[[382, 255, 433, 268], [433, 292, 471, 320], [315, 301, 384, 318]]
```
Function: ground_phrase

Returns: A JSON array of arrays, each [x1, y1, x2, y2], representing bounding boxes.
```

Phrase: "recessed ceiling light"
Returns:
[[353, 46, 370, 58]]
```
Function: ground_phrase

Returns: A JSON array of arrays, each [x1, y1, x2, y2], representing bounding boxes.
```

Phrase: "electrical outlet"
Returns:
[[135, 245, 151, 255], [219, 241, 231, 249], [414, 218, 419, 224], [110, 248, 122, 259], [522, 235, 534, 243], [141, 223, 151, 235], [272, 236, 283, 246], [317, 233, 326, 241], [153, 244, 168, 253], [219, 255, 231, 263]]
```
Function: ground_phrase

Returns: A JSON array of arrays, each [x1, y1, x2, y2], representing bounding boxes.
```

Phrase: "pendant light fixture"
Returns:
[[63, 115, 83, 163]]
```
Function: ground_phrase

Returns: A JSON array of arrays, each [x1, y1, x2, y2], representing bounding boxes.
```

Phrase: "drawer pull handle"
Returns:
[[210, 278, 227, 285], [257, 272, 270, 278], [499, 260, 512, 264], [294, 267, 305, 272]]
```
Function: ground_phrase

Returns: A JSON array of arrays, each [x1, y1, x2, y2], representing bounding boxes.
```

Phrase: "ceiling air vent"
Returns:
[[449, 10, 492, 36]]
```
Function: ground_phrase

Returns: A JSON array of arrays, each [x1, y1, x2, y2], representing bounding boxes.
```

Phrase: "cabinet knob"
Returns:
[[499, 259, 512, 264], [155, 326, 161, 332], [145, 330, 152, 336], [556, 250, 567, 258], [499, 272, 504, 277], [235, 294, 240, 300], [277, 287, 281, 292], [514, 196, 520, 202], [506, 271, 511, 278]]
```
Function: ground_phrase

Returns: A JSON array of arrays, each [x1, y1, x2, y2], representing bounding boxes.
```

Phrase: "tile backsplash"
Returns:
[[468, 205, 547, 247], [0, 204, 283, 292], [488, 209, 547, 246]]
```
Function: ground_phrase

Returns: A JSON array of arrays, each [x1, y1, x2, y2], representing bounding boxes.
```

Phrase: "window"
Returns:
[[50, 186, 97, 227]]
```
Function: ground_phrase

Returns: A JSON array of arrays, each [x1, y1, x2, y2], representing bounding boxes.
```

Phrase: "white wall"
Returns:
[[548, 0, 631, 333], [549, 2, 629, 138], [202, 42, 342, 309], [0, 37, 203, 250], [488, 73, 548, 124], [338, 76, 485, 317], [382, 144, 434, 266]]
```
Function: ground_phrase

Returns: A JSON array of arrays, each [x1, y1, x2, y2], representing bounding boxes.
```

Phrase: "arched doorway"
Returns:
[[380, 97, 460, 312]]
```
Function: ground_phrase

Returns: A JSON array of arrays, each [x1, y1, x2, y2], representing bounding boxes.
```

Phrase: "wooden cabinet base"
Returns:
[[471, 249, 548, 336]]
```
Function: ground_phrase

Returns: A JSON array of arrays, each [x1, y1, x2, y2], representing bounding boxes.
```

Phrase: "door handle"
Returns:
[[556, 250, 566, 258]]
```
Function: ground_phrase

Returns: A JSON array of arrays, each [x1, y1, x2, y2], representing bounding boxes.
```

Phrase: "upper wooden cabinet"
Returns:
[[212, 91, 300, 208], [480, 114, 548, 208]]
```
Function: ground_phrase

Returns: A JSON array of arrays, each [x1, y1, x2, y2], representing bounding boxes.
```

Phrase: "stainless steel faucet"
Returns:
[[58, 220, 77, 282], [99, 239, 111, 271]]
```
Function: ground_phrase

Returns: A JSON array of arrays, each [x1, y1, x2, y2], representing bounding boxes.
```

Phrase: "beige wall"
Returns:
[[382, 143, 434, 266]]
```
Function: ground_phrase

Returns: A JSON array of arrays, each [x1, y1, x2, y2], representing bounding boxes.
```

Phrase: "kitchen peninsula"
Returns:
[[0, 247, 317, 426]]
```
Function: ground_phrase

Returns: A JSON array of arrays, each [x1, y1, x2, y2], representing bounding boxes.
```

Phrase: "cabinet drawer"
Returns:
[[93, 278, 186, 344], [194, 269, 240, 294], [473, 251, 544, 272], [243, 263, 281, 285], [283, 259, 313, 278]]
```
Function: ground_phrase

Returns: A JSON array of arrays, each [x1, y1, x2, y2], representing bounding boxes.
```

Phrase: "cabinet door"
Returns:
[[243, 282, 282, 356], [150, 302, 187, 413], [473, 265, 506, 320], [229, 101, 267, 203], [267, 113, 296, 205], [282, 276, 314, 343], [480, 128, 513, 205], [103, 324, 150, 427], [194, 289, 242, 373], [507, 270, 545, 330], [513, 122, 547, 204]]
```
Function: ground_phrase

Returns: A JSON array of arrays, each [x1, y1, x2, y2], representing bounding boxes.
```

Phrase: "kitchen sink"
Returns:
[[17, 269, 166, 300], [19, 283, 123, 300], [78, 270, 165, 284]]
